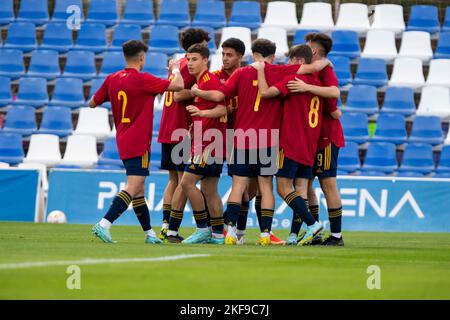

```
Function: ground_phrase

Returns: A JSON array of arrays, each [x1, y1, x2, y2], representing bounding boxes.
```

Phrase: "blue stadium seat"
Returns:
[[38, 106, 73, 137], [381, 87, 416, 116], [16, 0, 49, 25], [341, 112, 369, 144], [94, 164, 123, 170], [157, 0, 190, 28], [228, 1, 261, 30], [293, 29, 320, 45], [52, 0, 84, 23], [143, 52, 168, 78], [398, 143, 434, 174], [122, 0, 155, 27], [360, 170, 388, 177], [2, 106, 36, 136], [0, 76, 12, 106], [436, 145, 450, 173], [198, 26, 217, 54], [98, 137, 122, 166], [13, 77, 49, 107], [153, 109, 163, 133], [353, 58, 388, 87], [98, 51, 126, 77], [3, 22, 37, 52], [150, 135, 162, 163], [0, 49, 24, 79], [407, 5, 440, 34], [362, 142, 398, 173], [73, 23, 107, 53], [0, 0, 14, 25], [372, 113, 407, 145], [89, 77, 111, 109], [86, 0, 118, 27], [40, 22, 73, 53], [434, 172, 450, 178], [409, 116, 443, 145], [344, 85, 379, 114], [148, 25, 182, 55], [49, 78, 85, 108], [54, 164, 82, 169], [337, 141, 360, 172], [329, 30, 360, 59], [109, 24, 142, 51], [444, 7, 450, 32], [62, 50, 96, 81], [397, 171, 425, 177], [435, 32, 450, 59], [0, 132, 24, 165], [328, 56, 352, 86], [26, 50, 60, 79], [192, 0, 226, 29]]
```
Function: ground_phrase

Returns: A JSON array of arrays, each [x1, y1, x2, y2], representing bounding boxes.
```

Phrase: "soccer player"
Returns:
[[287, 33, 345, 246], [158, 28, 211, 241], [90, 40, 184, 244], [252, 44, 324, 246], [178, 44, 227, 244], [192, 39, 302, 246]]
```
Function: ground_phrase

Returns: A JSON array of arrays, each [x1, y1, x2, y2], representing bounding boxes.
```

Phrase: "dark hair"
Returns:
[[181, 28, 211, 51], [288, 44, 313, 64], [304, 33, 333, 57], [122, 40, 148, 59], [251, 39, 276, 58], [221, 38, 246, 56], [187, 44, 210, 58]]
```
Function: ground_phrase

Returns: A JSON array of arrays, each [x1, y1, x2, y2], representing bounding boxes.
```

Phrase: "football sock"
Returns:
[[328, 207, 342, 237], [255, 195, 262, 230], [146, 229, 157, 238], [168, 209, 183, 232], [99, 218, 111, 230], [224, 202, 240, 227], [132, 197, 151, 231], [284, 191, 315, 226], [260, 208, 274, 233], [193, 210, 209, 229], [201, 192, 212, 228], [237, 200, 249, 231], [162, 204, 171, 224], [310, 205, 319, 222], [210, 217, 224, 237], [103, 190, 132, 224], [290, 214, 302, 235]]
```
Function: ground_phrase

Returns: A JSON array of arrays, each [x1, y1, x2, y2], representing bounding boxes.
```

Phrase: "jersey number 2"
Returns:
[[118, 90, 130, 123]]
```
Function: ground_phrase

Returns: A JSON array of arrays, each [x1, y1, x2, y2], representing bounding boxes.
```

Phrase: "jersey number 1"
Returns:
[[118, 90, 130, 123]]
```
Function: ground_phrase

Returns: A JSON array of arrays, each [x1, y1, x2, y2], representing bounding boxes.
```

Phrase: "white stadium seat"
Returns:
[[218, 27, 252, 58], [257, 27, 289, 62], [263, 1, 298, 32], [398, 31, 433, 62], [417, 86, 450, 118], [445, 130, 450, 145], [24, 134, 62, 166], [361, 30, 397, 61], [154, 93, 164, 111], [18, 162, 48, 191], [0, 162, 10, 168], [109, 124, 116, 137], [61, 134, 98, 167], [388, 58, 425, 89], [298, 2, 334, 32], [74, 107, 111, 139], [370, 4, 406, 34], [426, 59, 450, 88], [334, 3, 370, 33], [209, 54, 223, 72]]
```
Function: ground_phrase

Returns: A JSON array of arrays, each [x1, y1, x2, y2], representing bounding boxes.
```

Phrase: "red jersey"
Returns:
[[191, 70, 227, 159], [213, 68, 238, 129], [93, 68, 170, 160], [274, 74, 323, 166], [220, 63, 300, 149], [157, 57, 196, 144], [317, 65, 345, 150]]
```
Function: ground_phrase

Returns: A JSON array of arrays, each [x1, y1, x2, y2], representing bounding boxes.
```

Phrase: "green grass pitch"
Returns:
[[0, 222, 449, 300]]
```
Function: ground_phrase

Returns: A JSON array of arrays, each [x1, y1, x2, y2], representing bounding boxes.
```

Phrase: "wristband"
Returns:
[[171, 68, 180, 75]]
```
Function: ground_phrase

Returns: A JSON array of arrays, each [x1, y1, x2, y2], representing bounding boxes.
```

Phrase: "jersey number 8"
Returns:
[[309, 96, 320, 128]]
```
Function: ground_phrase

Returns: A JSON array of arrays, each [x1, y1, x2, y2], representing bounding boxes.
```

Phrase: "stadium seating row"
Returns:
[[1, 1, 450, 34]]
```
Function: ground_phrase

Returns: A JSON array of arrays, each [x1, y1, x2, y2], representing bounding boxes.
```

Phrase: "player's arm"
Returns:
[[166, 68, 184, 92], [330, 108, 342, 119], [286, 77, 340, 99], [174, 89, 194, 102], [297, 59, 331, 75], [191, 84, 226, 102], [186, 104, 227, 118], [88, 76, 110, 108], [252, 62, 281, 98]]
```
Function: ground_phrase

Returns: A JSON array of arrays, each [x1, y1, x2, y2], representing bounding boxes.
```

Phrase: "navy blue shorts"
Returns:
[[313, 143, 340, 178], [122, 151, 150, 176], [228, 147, 278, 177], [276, 152, 313, 180], [160, 143, 186, 172], [185, 162, 223, 178]]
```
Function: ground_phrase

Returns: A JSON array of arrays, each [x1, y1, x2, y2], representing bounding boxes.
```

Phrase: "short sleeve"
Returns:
[[93, 76, 111, 105], [273, 76, 291, 97], [321, 66, 339, 87], [143, 72, 171, 94]]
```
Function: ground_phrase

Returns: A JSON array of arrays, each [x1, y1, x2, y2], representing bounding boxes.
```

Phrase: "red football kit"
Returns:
[[213, 67, 238, 129]]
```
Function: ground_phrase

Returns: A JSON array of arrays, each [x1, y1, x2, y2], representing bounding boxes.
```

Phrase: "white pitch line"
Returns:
[[0, 254, 211, 271]]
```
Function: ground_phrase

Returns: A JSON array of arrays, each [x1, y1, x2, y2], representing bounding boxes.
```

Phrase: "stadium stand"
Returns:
[[344, 85, 379, 114], [298, 2, 334, 32], [49, 78, 86, 109], [416, 86, 450, 118], [0, 77, 12, 107], [73, 23, 107, 54], [62, 50, 97, 81], [148, 25, 182, 55], [398, 31, 433, 62], [26, 50, 60, 80], [73, 107, 111, 139], [0, 49, 24, 79], [18, 162, 49, 191], [209, 53, 223, 71], [61, 134, 98, 167], [218, 27, 252, 58], [228, 1, 261, 30], [353, 58, 388, 87], [328, 56, 352, 87], [0, 132, 24, 165], [398, 143, 435, 174], [24, 134, 60, 166], [16, 0, 49, 26], [2, 105, 36, 136], [192, 0, 226, 29], [408, 116, 444, 145], [341, 112, 369, 144], [143, 52, 168, 79], [4, 22, 37, 53], [361, 142, 398, 174], [52, 0, 84, 23], [157, 0, 190, 28], [86, 0, 119, 27], [121, 0, 155, 27], [0, 0, 14, 26], [380, 87, 416, 116], [436, 145, 450, 173], [98, 51, 126, 77], [372, 113, 407, 145], [444, 7, 450, 32], [13, 77, 49, 108], [426, 59, 450, 87], [370, 4, 406, 34], [361, 30, 397, 61], [263, 1, 298, 32], [40, 22, 74, 53], [38, 107, 73, 137], [388, 58, 425, 89], [109, 24, 143, 51], [435, 32, 450, 59], [337, 141, 360, 173], [257, 27, 289, 62], [334, 3, 370, 33], [328, 30, 361, 59], [407, 5, 440, 34], [293, 29, 319, 45]]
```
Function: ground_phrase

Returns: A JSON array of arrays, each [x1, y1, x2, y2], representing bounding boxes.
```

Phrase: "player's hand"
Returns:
[[250, 61, 265, 71], [287, 77, 309, 93], [191, 84, 200, 96], [168, 59, 180, 72], [186, 105, 203, 117]]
